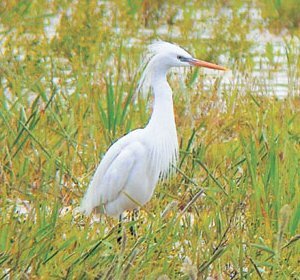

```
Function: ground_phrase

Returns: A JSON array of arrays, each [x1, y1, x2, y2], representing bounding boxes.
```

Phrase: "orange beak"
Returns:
[[189, 58, 227, 71]]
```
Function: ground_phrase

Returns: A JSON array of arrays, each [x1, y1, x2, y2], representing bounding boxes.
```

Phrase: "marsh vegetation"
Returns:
[[0, 0, 299, 278]]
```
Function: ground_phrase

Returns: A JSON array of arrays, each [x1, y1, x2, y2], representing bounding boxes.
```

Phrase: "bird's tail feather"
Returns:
[[79, 183, 99, 216]]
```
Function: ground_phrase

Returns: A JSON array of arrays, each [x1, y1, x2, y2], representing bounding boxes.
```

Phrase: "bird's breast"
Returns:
[[146, 128, 179, 179]]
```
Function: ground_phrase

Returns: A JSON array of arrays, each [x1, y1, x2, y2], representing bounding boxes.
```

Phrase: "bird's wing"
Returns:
[[92, 129, 142, 179], [80, 129, 144, 215], [98, 143, 137, 204]]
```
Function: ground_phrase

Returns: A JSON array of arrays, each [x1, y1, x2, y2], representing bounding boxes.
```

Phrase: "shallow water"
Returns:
[[0, 2, 299, 101]]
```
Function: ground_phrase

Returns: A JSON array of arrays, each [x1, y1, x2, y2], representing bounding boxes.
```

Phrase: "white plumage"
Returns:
[[80, 41, 226, 217]]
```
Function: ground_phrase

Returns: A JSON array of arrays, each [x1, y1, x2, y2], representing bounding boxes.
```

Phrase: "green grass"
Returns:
[[0, 0, 299, 279]]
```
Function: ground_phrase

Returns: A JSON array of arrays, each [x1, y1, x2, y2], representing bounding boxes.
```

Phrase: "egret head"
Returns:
[[148, 41, 227, 70], [138, 41, 226, 96]]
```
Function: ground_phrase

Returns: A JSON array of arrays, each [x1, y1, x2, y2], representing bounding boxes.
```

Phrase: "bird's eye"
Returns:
[[177, 55, 183, 60]]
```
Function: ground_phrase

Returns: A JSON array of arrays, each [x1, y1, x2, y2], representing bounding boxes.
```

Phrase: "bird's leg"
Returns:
[[129, 208, 139, 237], [117, 213, 124, 244]]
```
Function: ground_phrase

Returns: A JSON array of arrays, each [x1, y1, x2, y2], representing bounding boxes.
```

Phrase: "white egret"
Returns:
[[80, 41, 226, 217]]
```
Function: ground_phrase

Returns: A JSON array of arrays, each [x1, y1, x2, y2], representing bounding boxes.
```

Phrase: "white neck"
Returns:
[[147, 66, 176, 131], [144, 62, 179, 178]]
